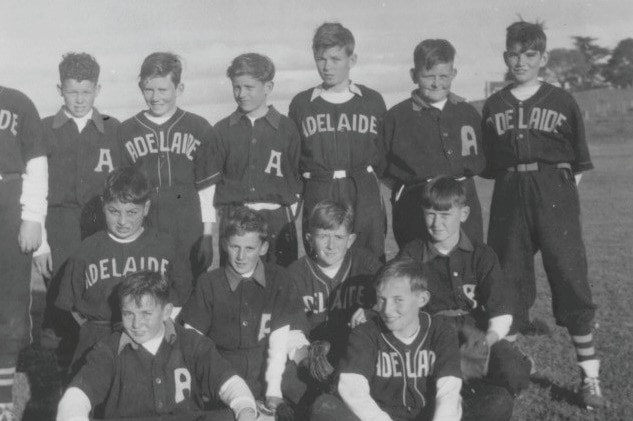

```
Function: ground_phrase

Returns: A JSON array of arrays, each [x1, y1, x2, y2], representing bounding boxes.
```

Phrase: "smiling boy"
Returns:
[[214, 53, 301, 267], [382, 39, 485, 249], [118, 52, 218, 306]]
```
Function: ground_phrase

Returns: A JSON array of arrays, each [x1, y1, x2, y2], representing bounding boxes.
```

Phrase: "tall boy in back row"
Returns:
[[289, 22, 387, 261], [382, 39, 485, 247], [482, 20, 605, 409]]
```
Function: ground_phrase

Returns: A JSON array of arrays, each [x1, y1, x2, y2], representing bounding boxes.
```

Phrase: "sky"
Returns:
[[1, 0, 631, 122]]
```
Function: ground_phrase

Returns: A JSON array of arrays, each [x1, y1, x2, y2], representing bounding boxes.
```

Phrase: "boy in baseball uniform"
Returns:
[[382, 39, 485, 248], [56, 271, 258, 421], [289, 22, 387, 262], [214, 53, 301, 267], [482, 20, 605, 409]]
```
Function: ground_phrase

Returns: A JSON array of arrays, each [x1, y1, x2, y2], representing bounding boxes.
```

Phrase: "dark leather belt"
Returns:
[[506, 162, 571, 172]]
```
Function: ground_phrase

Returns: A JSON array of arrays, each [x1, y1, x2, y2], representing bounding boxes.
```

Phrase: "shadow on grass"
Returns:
[[530, 375, 581, 408]]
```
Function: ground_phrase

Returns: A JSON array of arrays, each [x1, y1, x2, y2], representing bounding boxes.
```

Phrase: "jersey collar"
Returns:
[[410, 90, 464, 112], [307, 250, 353, 287], [52, 106, 105, 133], [229, 105, 281, 129], [224, 259, 266, 291], [117, 318, 177, 354], [310, 81, 363, 102], [420, 229, 474, 263]]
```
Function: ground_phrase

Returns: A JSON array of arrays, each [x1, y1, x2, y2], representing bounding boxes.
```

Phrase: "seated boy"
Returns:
[[56, 271, 257, 421], [55, 167, 187, 375], [311, 257, 463, 421], [288, 199, 381, 365], [397, 176, 531, 419], [214, 53, 302, 267], [382, 39, 485, 248], [179, 206, 309, 415]]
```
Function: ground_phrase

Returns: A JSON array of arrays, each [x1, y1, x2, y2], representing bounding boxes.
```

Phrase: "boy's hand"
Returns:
[[33, 252, 52, 278], [265, 395, 284, 411], [18, 220, 42, 253], [236, 407, 258, 421], [349, 308, 369, 328]]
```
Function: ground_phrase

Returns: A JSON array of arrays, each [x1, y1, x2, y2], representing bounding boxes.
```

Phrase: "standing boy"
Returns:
[[179, 207, 308, 415], [118, 52, 217, 304], [55, 167, 187, 376], [482, 20, 604, 408], [37, 52, 120, 360], [289, 22, 387, 261], [214, 53, 301, 267], [56, 271, 258, 421], [382, 39, 485, 248], [0, 85, 47, 420]]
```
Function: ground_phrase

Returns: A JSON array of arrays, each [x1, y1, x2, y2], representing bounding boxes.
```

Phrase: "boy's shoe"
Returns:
[[579, 375, 607, 410], [519, 318, 551, 336]]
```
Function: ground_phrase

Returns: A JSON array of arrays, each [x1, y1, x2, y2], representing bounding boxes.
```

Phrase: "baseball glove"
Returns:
[[306, 340, 334, 383], [459, 324, 490, 381]]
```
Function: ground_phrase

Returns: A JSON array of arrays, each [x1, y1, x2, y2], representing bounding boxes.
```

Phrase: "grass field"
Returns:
[[18, 90, 633, 420]]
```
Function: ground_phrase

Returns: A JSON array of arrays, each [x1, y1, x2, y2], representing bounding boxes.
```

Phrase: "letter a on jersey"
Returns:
[[94, 148, 114, 172], [264, 150, 283, 177]]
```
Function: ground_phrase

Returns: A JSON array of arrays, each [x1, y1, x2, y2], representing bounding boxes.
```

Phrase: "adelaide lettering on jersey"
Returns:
[[124, 131, 200, 162], [488, 106, 567, 136], [0, 109, 19, 136], [375, 349, 436, 378], [299, 113, 378, 137], [302, 285, 366, 316], [85, 256, 169, 288]]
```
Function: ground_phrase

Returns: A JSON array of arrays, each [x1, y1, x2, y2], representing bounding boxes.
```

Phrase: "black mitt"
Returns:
[[459, 324, 490, 381], [307, 340, 334, 383]]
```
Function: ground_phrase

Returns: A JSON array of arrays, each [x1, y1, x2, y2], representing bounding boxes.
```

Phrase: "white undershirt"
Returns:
[[511, 83, 541, 101], [144, 110, 176, 125], [429, 98, 448, 110], [64, 109, 93, 133], [318, 259, 344, 279], [107, 227, 145, 243], [320, 90, 354, 104]]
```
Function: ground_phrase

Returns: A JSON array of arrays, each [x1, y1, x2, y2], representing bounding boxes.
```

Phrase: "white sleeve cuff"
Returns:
[[265, 325, 290, 398], [198, 184, 216, 223], [287, 329, 310, 360], [56, 387, 91, 421], [433, 376, 462, 421], [487, 314, 513, 341], [20, 156, 48, 223], [338, 373, 392, 421], [218, 375, 256, 418]]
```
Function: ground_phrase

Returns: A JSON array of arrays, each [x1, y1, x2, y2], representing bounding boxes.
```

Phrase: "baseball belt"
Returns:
[[302, 165, 374, 181], [506, 162, 571, 172]]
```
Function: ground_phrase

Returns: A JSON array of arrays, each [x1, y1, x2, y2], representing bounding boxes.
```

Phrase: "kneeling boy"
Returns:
[[56, 271, 257, 421]]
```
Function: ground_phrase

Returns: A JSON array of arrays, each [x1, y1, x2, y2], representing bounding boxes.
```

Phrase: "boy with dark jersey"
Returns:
[[288, 22, 387, 261], [118, 52, 217, 304], [288, 200, 381, 364], [56, 271, 258, 421], [382, 39, 485, 248], [481, 21, 604, 409], [55, 167, 187, 375], [214, 53, 301, 267], [179, 207, 309, 415], [0, 85, 47, 420], [36, 52, 120, 366], [311, 257, 462, 421]]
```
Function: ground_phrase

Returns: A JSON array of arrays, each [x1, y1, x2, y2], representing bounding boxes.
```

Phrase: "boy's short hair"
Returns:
[[375, 257, 428, 293], [59, 52, 100, 83], [421, 176, 467, 211], [506, 20, 547, 53], [118, 270, 170, 307], [413, 39, 456, 72], [309, 199, 354, 233], [139, 52, 183, 86], [102, 167, 150, 205], [312, 22, 355, 56], [223, 206, 268, 243], [226, 53, 275, 83]]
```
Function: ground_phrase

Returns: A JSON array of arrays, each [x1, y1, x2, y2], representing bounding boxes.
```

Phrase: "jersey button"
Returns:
[[453, 272, 459, 277], [251, 138, 257, 144], [447, 149, 453, 155], [155, 377, 162, 384], [242, 321, 249, 327]]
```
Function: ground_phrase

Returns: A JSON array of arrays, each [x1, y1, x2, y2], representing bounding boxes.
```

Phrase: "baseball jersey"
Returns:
[[69, 319, 236, 419], [397, 232, 512, 320], [179, 261, 308, 398], [288, 83, 386, 175], [287, 247, 380, 360], [213, 106, 302, 206], [339, 312, 461, 421], [0, 86, 46, 174], [44, 108, 120, 208], [55, 227, 186, 322], [119, 108, 219, 190], [382, 91, 485, 184], [481, 82, 593, 174]]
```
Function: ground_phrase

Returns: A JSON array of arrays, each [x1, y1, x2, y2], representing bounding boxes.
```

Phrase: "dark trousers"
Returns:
[[392, 177, 483, 249], [487, 169, 595, 335]]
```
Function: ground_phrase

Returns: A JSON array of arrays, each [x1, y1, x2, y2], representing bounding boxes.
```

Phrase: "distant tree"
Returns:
[[604, 38, 633, 89], [571, 36, 610, 88], [546, 48, 588, 89]]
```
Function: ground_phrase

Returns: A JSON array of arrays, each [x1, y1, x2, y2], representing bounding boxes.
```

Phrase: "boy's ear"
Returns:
[[95, 83, 102, 97], [57, 84, 63, 96], [539, 51, 549, 67], [349, 53, 358, 69], [176, 83, 185, 97], [459, 205, 470, 223], [161, 302, 174, 321], [259, 240, 270, 257], [409, 68, 417, 84], [346, 232, 357, 249], [264, 80, 274, 94], [503, 51, 511, 66], [416, 290, 431, 309], [143, 200, 151, 217]]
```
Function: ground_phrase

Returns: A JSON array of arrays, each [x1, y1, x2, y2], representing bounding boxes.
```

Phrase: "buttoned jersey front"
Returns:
[[214, 106, 301, 206]]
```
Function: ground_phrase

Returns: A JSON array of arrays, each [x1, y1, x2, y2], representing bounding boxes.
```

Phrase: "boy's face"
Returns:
[[314, 46, 356, 91], [410, 62, 456, 104], [232, 74, 272, 117], [423, 203, 469, 248], [121, 294, 172, 345], [308, 225, 356, 268], [104, 199, 150, 240], [504, 44, 548, 87], [376, 277, 429, 338], [140, 74, 183, 117], [58, 79, 100, 118], [224, 232, 269, 275]]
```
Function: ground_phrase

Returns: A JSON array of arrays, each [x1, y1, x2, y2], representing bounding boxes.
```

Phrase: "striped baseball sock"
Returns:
[[571, 334, 599, 377], [0, 367, 15, 404]]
